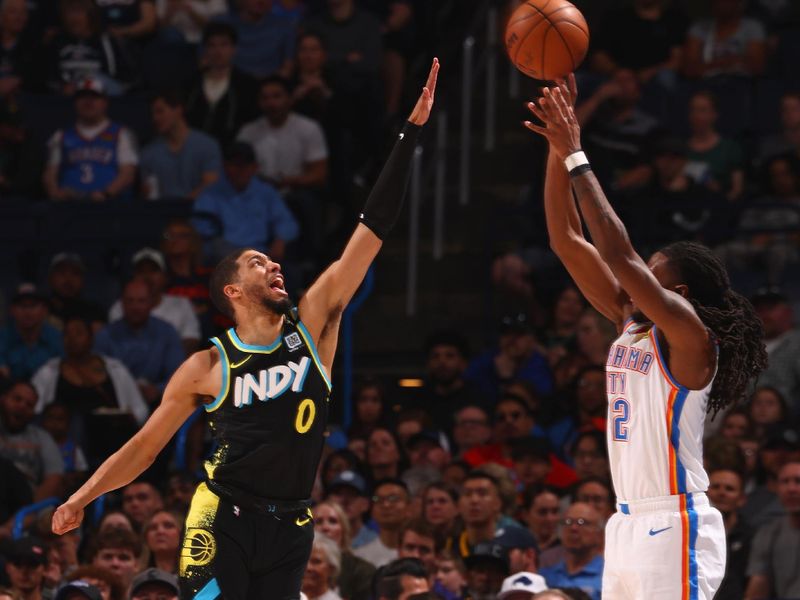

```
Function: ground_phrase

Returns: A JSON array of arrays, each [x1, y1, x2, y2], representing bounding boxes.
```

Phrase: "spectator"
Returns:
[[215, 0, 295, 78], [683, 0, 766, 79], [0, 381, 64, 500], [542, 285, 585, 369], [44, 0, 131, 94], [164, 471, 195, 513], [87, 529, 142, 590], [707, 468, 751, 600], [447, 472, 502, 561], [466, 315, 553, 406], [510, 437, 552, 489], [494, 526, 539, 575], [552, 309, 616, 390], [745, 461, 800, 599], [432, 551, 466, 600], [365, 428, 404, 482], [3, 538, 47, 600], [397, 520, 437, 573], [43, 79, 137, 201], [748, 386, 789, 442], [347, 378, 387, 439], [31, 316, 148, 426], [184, 23, 259, 146], [192, 141, 299, 261], [463, 542, 508, 600], [743, 425, 796, 529], [325, 470, 376, 550], [128, 568, 178, 600], [121, 480, 164, 529], [140, 90, 222, 201], [155, 0, 226, 45], [405, 431, 450, 472], [159, 219, 218, 338], [574, 68, 660, 194], [110, 250, 201, 354], [539, 503, 604, 600], [142, 510, 181, 574], [39, 403, 88, 487], [291, 32, 334, 124], [497, 572, 548, 598], [410, 331, 483, 435], [524, 485, 563, 569], [750, 289, 800, 413], [53, 581, 103, 600], [591, 0, 687, 89], [548, 366, 608, 463], [570, 431, 609, 483], [0, 0, 38, 94], [98, 510, 135, 534], [93, 279, 184, 407], [320, 449, 360, 490], [685, 91, 745, 201], [719, 407, 754, 441], [96, 0, 157, 44], [452, 405, 492, 458], [372, 558, 429, 600], [46, 254, 106, 333], [573, 478, 614, 521], [312, 500, 375, 600], [0, 284, 62, 381], [757, 92, 800, 165], [302, 534, 342, 600], [422, 483, 458, 540], [64, 566, 125, 600], [353, 478, 411, 568]]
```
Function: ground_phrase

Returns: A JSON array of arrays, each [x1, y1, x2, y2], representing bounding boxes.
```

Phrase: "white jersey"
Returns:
[[606, 320, 713, 501]]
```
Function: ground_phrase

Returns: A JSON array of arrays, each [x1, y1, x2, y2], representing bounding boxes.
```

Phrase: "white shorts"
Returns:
[[602, 492, 726, 600]]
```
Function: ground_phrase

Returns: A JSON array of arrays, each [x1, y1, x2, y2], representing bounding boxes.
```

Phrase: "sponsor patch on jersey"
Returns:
[[285, 332, 302, 351]]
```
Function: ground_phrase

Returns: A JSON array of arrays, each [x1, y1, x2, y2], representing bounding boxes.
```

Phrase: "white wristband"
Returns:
[[564, 151, 589, 172]]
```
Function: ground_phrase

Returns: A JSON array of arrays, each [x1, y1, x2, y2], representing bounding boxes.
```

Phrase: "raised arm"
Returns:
[[298, 58, 439, 343], [51, 349, 219, 534], [525, 77, 627, 326], [531, 84, 713, 389]]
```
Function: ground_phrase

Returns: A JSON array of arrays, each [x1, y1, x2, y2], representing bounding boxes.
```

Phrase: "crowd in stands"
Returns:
[[0, 0, 799, 599]]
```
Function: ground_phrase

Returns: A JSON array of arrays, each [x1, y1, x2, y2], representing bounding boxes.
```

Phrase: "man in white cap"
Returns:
[[498, 572, 548, 600]]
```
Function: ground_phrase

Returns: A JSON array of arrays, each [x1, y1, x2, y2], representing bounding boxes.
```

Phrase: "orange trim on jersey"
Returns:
[[666, 386, 680, 495], [679, 494, 690, 600], [649, 327, 674, 384]]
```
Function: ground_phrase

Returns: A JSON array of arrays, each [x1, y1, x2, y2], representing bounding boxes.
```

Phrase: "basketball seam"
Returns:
[[512, 12, 550, 69], [517, 2, 583, 78], [547, 15, 576, 73], [549, 19, 590, 68]]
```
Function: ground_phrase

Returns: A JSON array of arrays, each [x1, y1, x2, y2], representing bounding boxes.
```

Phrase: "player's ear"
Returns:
[[224, 283, 241, 300], [673, 284, 689, 299]]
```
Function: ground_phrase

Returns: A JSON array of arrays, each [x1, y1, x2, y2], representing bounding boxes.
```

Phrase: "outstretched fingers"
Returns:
[[426, 58, 440, 100]]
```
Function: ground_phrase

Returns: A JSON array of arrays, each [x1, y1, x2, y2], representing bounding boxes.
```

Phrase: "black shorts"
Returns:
[[179, 483, 314, 600]]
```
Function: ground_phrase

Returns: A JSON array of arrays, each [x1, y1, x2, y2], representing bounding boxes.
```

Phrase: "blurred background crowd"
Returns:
[[0, 0, 800, 598]]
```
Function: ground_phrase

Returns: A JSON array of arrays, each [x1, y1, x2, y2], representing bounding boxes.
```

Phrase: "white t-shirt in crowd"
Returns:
[[109, 294, 200, 340]]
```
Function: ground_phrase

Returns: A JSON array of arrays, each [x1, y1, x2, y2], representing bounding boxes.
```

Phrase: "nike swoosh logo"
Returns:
[[230, 356, 252, 369], [648, 526, 673, 536], [295, 516, 311, 527]]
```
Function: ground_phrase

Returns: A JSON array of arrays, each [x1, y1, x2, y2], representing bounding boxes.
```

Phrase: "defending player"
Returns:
[[52, 58, 440, 600], [525, 76, 766, 599]]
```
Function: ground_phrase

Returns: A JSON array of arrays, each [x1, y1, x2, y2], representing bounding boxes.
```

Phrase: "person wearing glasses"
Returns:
[[353, 479, 412, 568], [539, 502, 604, 600]]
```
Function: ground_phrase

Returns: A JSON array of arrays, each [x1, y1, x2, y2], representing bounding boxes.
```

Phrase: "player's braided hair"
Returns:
[[659, 241, 767, 415]]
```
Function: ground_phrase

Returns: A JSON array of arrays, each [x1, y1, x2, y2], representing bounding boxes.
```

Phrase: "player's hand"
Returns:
[[52, 501, 84, 535], [524, 86, 582, 160], [555, 73, 578, 107], [408, 57, 439, 126]]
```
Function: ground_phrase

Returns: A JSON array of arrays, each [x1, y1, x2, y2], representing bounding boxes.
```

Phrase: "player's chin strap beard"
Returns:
[[358, 121, 423, 240]]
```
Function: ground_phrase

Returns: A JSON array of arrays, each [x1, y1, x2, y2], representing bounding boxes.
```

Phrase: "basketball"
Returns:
[[505, 0, 590, 81]]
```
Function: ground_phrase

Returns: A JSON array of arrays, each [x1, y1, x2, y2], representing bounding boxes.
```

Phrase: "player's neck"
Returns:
[[234, 311, 285, 346]]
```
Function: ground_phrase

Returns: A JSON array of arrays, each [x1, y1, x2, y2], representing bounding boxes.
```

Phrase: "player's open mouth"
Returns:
[[270, 276, 287, 294]]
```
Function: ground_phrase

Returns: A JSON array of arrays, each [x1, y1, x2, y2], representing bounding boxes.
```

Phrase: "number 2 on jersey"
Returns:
[[295, 398, 316, 434], [612, 398, 630, 441]]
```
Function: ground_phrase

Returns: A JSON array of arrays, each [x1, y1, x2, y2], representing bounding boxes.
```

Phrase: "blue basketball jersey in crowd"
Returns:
[[59, 123, 121, 194]]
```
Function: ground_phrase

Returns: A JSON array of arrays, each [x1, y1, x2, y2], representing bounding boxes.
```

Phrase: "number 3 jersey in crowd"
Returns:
[[204, 308, 331, 502], [606, 319, 714, 501]]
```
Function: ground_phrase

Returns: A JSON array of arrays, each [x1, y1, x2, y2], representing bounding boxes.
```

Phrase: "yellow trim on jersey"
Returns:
[[205, 338, 229, 413], [227, 328, 282, 354], [296, 320, 332, 391]]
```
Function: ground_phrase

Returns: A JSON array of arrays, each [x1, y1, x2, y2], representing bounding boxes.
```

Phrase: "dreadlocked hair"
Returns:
[[659, 241, 767, 415]]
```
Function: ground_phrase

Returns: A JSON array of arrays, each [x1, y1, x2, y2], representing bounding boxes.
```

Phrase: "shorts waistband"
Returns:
[[616, 492, 708, 515], [206, 480, 311, 514]]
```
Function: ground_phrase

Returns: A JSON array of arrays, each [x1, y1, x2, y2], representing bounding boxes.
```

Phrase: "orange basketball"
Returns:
[[505, 0, 590, 81]]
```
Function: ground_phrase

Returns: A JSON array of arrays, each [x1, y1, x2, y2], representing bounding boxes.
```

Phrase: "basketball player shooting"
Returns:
[[525, 75, 766, 599], [52, 58, 440, 600]]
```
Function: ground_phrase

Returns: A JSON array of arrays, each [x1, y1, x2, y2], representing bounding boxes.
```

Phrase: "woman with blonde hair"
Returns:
[[312, 501, 375, 600], [141, 509, 183, 574], [302, 534, 342, 600]]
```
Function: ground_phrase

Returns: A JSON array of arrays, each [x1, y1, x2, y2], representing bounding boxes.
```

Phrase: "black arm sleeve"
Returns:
[[358, 121, 422, 240]]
